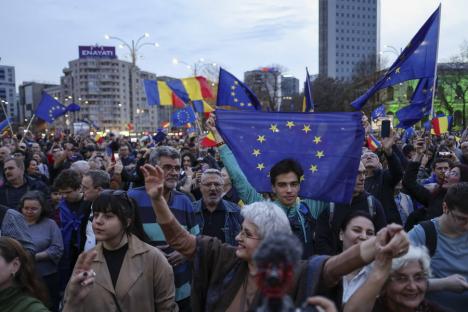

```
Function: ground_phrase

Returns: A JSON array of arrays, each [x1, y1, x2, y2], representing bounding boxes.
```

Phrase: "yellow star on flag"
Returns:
[[269, 124, 279, 132], [240, 103, 245, 106], [247, 103, 252, 107], [257, 135, 266, 143], [314, 136, 321, 144], [286, 121, 295, 129], [302, 124, 311, 134], [316, 151, 325, 159], [231, 85, 236, 90], [300, 175, 305, 182], [252, 149, 261, 156], [234, 98, 238, 102], [309, 165, 318, 173], [395, 67, 400, 74], [234, 81, 239, 85], [231, 92, 235, 96], [257, 163, 265, 170]]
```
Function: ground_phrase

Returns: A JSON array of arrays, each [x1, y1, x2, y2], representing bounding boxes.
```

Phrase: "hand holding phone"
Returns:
[[381, 120, 391, 138]]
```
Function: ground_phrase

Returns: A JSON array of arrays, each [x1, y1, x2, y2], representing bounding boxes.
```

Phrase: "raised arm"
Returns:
[[206, 115, 263, 204], [141, 164, 197, 259]]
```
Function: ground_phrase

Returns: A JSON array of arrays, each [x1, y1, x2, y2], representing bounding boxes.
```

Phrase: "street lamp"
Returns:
[[172, 57, 219, 79], [104, 33, 159, 66]]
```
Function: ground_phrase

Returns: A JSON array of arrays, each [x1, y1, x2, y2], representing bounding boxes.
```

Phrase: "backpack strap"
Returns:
[[0, 205, 7, 228], [420, 220, 437, 257], [305, 255, 329, 299], [329, 202, 335, 228], [366, 195, 376, 218]]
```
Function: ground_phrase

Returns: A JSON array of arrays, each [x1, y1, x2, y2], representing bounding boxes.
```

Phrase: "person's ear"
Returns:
[[442, 202, 449, 214]]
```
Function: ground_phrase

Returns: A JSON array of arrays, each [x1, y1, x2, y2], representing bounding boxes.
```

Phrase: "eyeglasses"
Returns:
[[161, 164, 181, 172], [389, 273, 428, 285], [200, 182, 224, 189], [238, 228, 261, 240], [450, 210, 468, 225]]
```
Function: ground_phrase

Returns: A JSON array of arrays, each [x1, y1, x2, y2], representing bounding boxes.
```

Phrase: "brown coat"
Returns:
[[63, 234, 178, 312]]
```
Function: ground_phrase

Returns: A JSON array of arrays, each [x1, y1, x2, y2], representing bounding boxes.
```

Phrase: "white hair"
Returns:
[[391, 245, 432, 277], [241, 201, 291, 239], [70, 160, 91, 176]]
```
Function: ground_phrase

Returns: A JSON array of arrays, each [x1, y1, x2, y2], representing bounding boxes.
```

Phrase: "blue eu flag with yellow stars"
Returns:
[[35, 92, 67, 123], [217, 67, 261, 110], [216, 109, 365, 203], [172, 106, 196, 127], [396, 77, 434, 129], [352, 5, 440, 110]]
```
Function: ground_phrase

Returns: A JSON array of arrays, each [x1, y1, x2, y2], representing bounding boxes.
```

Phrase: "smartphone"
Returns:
[[381, 120, 391, 138], [113, 153, 119, 162]]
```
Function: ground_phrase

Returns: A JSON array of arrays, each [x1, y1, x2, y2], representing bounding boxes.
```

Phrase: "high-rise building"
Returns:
[[319, 0, 380, 80], [0, 65, 18, 122], [281, 76, 300, 111], [61, 45, 171, 133]]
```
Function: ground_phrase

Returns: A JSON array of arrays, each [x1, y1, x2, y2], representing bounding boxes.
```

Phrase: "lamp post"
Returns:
[[104, 33, 159, 132], [0, 99, 14, 136], [104, 33, 159, 66], [172, 57, 219, 82]]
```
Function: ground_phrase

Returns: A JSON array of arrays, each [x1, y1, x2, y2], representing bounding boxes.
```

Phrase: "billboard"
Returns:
[[79, 46, 116, 59]]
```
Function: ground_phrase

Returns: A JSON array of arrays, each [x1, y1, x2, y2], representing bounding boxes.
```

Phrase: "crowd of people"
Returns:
[[0, 113, 467, 312]]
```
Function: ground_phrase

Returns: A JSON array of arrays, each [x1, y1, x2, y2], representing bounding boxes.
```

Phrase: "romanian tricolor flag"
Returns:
[[366, 134, 381, 152], [431, 116, 451, 136], [193, 100, 214, 117], [144, 80, 184, 107], [200, 131, 217, 148], [167, 76, 214, 103], [160, 120, 170, 129]]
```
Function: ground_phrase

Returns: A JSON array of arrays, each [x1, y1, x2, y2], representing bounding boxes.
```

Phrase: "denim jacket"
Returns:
[[193, 199, 242, 246]]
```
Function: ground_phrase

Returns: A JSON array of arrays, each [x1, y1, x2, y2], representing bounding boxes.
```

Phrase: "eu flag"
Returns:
[[396, 77, 434, 129], [66, 103, 81, 112], [302, 67, 314, 112], [216, 109, 364, 203], [35, 92, 67, 123], [172, 106, 196, 127], [352, 5, 440, 110], [217, 67, 261, 110], [371, 104, 386, 120]]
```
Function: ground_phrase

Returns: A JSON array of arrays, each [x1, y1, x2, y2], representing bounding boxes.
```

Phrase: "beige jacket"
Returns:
[[63, 234, 178, 312]]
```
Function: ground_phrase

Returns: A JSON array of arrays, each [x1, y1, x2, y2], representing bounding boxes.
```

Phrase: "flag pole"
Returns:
[[0, 101, 14, 137], [429, 4, 442, 120], [20, 114, 36, 144]]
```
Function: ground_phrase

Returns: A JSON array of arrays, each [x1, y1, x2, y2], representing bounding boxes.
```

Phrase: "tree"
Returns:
[[438, 41, 468, 128]]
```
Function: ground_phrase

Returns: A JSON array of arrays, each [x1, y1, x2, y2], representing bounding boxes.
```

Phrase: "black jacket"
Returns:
[[0, 175, 50, 210], [365, 147, 403, 224], [315, 192, 387, 255]]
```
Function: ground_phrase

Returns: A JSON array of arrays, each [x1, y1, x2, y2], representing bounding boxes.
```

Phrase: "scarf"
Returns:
[[0, 287, 48, 312]]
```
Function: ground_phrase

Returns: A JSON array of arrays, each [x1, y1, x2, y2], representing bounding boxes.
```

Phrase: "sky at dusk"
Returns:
[[0, 0, 466, 87]]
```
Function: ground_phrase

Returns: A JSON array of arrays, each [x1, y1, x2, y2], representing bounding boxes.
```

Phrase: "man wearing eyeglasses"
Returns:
[[128, 146, 199, 312], [408, 182, 468, 310], [193, 168, 242, 246]]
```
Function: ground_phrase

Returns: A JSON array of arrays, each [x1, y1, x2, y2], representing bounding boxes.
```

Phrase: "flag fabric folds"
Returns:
[[216, 109, 364, 203], [217, 67, 261, 110], [193, 100, 214, 114], [166, 76, 214, 104], [172, 107, 196, 127], [396, 78, 434, 129], [35, 92, 67, 123], [302, 67, 314, 112], [144, 80, 184, 106], [371, 104, 386, 120], [200, 131, 217, 148], [431, 116, 451, 136], [66, 103, 81, 112], [0, 117, 11, 133], [366, 134, 382, 152], [351, 5, 440, 110]]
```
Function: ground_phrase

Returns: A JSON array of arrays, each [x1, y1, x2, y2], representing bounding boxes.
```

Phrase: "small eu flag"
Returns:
[[217, 67, 261, 110], [371, 105, 386, 120], [172, 106, 196, 127], [35, 92, 67, 123], [216, 109, 364, 203]]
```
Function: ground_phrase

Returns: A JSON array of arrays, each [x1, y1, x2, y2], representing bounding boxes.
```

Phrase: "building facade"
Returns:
[[244, 68, 282, 111], [0, 65, 18, 123], [319, 0, 380, 80], [18, 82, 60, 124], [281, 76, 300, 111], [61, 46, 171, 133]]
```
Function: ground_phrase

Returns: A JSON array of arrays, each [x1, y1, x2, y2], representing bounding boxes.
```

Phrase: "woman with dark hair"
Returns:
[[0, 237, 49, 311], [62, 190, 177, 312], [20, 191, 63, 312], [25, 159, 48, 184]]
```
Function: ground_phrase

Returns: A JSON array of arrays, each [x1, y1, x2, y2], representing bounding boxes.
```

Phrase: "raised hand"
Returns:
[[66, 250, 97, 304], [377, 224, 409, 257], [141, 164, 165, 200], [381, 130, 395, 155]]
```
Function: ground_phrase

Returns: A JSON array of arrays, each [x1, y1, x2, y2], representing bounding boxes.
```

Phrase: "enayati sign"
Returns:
[[79, 46, 116, 59]]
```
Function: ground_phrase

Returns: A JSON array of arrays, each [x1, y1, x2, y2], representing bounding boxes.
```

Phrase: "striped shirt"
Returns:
[[128, 187, 199, 304]]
